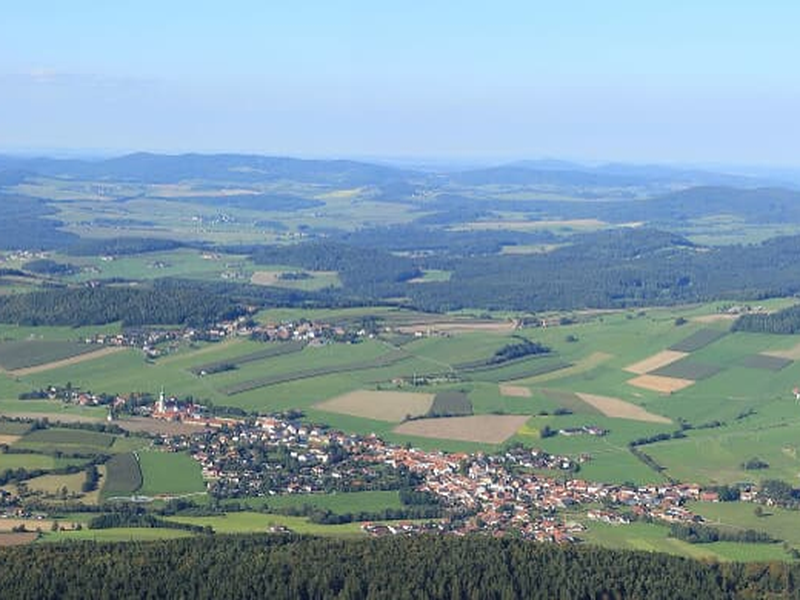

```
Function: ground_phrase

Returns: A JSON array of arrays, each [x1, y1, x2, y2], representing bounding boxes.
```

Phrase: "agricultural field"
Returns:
[[17, 428, 115, 450], [136, 451, 206, 498], [4, 300, 800, 491], [393, 415, 530, 444], [101, 452, 143, 499], [0, 341, 102, 372], [427, 390, 473, 417], [315, 390, 434, 422]]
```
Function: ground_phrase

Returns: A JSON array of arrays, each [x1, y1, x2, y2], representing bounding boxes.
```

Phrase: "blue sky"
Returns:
[[1, 1, 799, 165]]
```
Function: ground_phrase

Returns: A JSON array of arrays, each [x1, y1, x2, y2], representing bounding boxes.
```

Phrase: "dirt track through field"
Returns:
[[624, 350, 689, 375], [0, 434, 20, 445], [393, 414, 530, 444], [627, 374, 695, 393], [7, 347, 126, 376], [316, 390, 434, 422], [499, 385, 532, 398], [574, 392, 671, 423]]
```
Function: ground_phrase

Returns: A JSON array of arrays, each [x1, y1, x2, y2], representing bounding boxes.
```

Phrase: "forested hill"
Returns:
[[0, 534, 796, 599], [0, 280, 351, 327], [243, 230, 800, 311]]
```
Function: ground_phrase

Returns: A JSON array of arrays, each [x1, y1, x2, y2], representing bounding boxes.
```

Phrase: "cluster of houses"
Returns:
[[81, 316, 364, 359], [155, 410, 717, 541]]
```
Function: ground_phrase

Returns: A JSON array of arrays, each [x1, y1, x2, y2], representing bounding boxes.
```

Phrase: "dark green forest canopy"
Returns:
[[0, 194, 78, 250], [0, 279, 354, 327], [245, 230, 800, 311], [0, 534, 797, 600], [734, 304, 800, 334]]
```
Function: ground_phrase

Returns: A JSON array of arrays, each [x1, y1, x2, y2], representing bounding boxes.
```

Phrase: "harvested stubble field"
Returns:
[[668, 328, 728, 353], [393, 414, 530, 444], [739, 354, 793, 371], [315, 390, 434, 422], [627, 374, 695, 393], [574, 392, 671, 424], [624, 350, 689, 375], [117, 416, 210, 435], [499, 385, 532, 398], [763, 341, 800, 360]]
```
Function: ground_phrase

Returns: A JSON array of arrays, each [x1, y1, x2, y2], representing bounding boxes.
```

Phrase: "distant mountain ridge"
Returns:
[[0, 152, 787, 189]]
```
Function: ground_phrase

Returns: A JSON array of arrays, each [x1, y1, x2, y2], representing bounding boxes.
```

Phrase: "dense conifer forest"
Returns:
[[0, 534, 797, 599]]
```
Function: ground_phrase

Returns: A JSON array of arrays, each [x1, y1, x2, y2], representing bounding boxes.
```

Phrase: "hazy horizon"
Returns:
[[2, 2, 799, 166]]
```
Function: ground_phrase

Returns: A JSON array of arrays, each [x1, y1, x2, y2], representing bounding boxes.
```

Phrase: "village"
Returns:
[[148, 405, 721, 543]]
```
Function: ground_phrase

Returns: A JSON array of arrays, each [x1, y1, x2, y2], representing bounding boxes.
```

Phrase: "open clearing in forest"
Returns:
[[574, 392, 671, 423], [315, 390, 434, 422], [624, 350, 689, 375], [499, 385, 532, 398], [393, 414, 530, 444], [627, 374, 695, 393], [7, 347, 125, 376]]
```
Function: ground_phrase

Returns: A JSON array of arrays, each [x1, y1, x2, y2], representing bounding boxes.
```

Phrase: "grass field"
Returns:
[[164, 512, 364, 536], [740, 354, 793, 371], [190, 340, 306, 375], [19, 428, 115, 449], [256, 490, 404, 514], [690, 501, 800, 549], [44, 527, 194, 543], [580, 521, 789, 562], [136, 451, 205, 497]]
